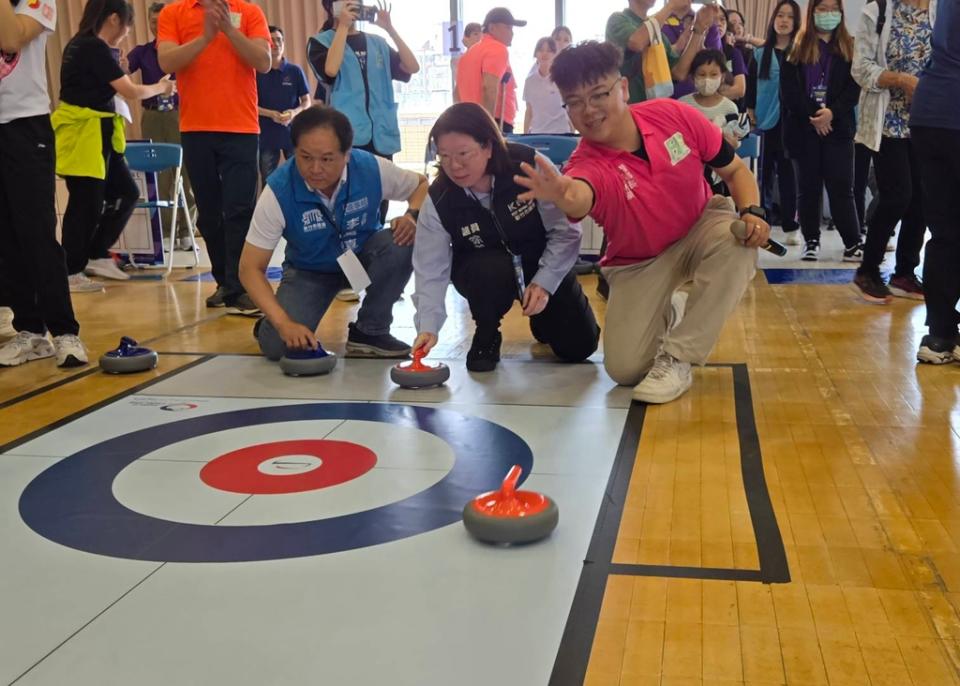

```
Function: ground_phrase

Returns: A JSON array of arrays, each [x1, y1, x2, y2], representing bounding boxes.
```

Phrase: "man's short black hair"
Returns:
[[463, 22, 482, 37], [550, 41, 623, 94], [690, 49, 729, 75], [269, 25, 284, 37], [291, 105, 354, 152], [149, 2, 166, 14]]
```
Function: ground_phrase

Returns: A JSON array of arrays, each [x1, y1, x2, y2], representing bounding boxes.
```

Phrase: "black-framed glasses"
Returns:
[[562, 79, 622, 113]]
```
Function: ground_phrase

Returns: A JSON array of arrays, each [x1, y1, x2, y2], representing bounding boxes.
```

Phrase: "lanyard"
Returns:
[[314, 174, 352, 253], [817, 52, 833, 86], [465, 180, 526, 300]]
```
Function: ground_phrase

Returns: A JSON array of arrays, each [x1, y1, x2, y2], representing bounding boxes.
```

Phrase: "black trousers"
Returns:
[[913, 126, 960, 338], [450, 250, 600, 362], [861, 136, 925, 277], [61, 119, 140, 276], [0, 116, 79, 337], [759, 122, 798, 232], [795, 129, 861, 249], [181, 132, 259, 304], [853, 142, 872, 229]]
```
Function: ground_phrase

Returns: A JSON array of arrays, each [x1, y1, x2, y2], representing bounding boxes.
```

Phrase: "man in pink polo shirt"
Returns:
[[516, 41, 769, 404]]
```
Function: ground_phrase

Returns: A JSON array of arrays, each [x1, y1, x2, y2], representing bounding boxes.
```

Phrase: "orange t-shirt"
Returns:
[[455, 34, 517, 126], [157, 0, 270, 134]]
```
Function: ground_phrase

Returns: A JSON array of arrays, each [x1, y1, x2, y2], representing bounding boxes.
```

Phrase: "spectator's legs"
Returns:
[[215, 133, 259, 305], [796, 130, 825, 244], [861, 136, 913, 274], [853, 142, 873, 233], [88, 148, 140, 261], [62, 175, 107, 276], [892, 141, 925, 280], [182, 132, 226, 289], [820, 137, 861, 250], [141, 108, 196, 236], [258, 146, 283, 185]]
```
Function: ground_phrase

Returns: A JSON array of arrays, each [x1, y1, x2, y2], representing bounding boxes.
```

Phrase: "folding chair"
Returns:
[[737, 133, 761, 174], [123, 142, 199, 276], [506, 133, 580, 169]]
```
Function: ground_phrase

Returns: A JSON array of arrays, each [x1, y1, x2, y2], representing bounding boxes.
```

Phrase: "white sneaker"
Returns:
[[0, 331, 54, 367], [68, 273, 105, 293], [0, 307, 15, 341], [784, 231, 801, 246], [85, 258, 130, 281], [336, 288, 360, 302], [632, 351, 693, 404], [53, 333, 89, 368]]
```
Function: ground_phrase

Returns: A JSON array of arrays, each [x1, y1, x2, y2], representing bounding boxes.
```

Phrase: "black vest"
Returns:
[[429, 143, 548, 267]]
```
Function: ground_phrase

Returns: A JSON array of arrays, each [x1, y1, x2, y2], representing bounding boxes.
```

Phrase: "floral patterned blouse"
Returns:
[[884, 1, 933, 137]]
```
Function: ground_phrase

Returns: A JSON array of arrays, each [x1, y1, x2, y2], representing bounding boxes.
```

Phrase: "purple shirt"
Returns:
[[803, 40, 832, 101], [127, 40, 178, 110], [664, 22, 724, 99]]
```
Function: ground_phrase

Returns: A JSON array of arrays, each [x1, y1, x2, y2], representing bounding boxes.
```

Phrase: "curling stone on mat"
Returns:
[[462, 465, 559, 544], [279, 346, 337, 376], [99, 337, 159, 374], [390, 350, 450, 389]]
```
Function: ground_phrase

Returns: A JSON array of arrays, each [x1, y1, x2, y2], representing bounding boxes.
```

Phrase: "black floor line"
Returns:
[[549, 363, 789, 686]]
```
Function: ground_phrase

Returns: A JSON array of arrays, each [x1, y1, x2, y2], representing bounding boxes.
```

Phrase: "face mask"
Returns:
[[814, 11, 842, 31], [695, 77, 722, 96]]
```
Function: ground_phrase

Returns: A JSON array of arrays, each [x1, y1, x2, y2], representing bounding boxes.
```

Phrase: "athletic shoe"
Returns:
[[175, 236, 194, 251], [336, 288, 360, 302], [85, 257, 130, 281], [842, 243, 865, 262], [0, 331, 54, 367], [596, 275, 609, 302], [888, 274, 924, 301], [466, 329, 502, 372], [68, 273, 105, 293], [917, 334, 959, 365], [205, 286, 227, 308], [226, 293, 261, 317], [0, 307, 15, 341], [53, 333, 88, 368], [632, 351, 693, 404], [784, 231, 801, 246], [852, 270, 892, 304], [801, 240, 820, 261], [345, 322, 412, 358]]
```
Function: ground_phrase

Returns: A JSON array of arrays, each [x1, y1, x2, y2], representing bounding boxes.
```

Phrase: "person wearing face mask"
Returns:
[[781, 0, 863, 262], [53, 0, 175, 293], [411, 103, 599, 372], [523, 37, 572, 134], [240, 105, 428, 361]]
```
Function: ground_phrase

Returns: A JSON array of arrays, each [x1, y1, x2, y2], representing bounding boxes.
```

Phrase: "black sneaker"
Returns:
[[852, 270, 892, 304], [917, 334, 959, 365], [888, 274, 924, 300], [206, 286, 227, 308], [801, 240, 820, 261], [345, 322, 411, 358], [226, 293, 261, 317], [596, 275, 609, 302], [842, 242, 864, 262], [466, 329, 502, 372]]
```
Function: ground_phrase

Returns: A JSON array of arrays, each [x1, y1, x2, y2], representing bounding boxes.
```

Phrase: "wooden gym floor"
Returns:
[[2, 264, 959, 686]]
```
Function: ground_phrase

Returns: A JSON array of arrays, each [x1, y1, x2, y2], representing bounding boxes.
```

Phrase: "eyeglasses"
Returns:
[[562, 79, 622, 113], [436, 146, 483, 168]]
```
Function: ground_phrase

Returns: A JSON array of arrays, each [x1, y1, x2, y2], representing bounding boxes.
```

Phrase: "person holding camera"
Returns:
[[308, 0, 419, 222], [0, 0, 89, 368]]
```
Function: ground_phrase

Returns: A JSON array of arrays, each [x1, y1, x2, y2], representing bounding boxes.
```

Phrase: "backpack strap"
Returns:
[[875, 0, 887, 36]]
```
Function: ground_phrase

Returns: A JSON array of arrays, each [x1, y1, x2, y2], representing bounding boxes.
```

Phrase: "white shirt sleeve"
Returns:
[[17, 0, 56, 32], [376, 156, 422, 202], [411, 194, 454, 336], [246, 186, 286, 251]]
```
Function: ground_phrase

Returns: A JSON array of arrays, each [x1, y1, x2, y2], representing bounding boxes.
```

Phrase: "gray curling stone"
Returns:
[[279, 348, 337, 377], [99, 337, 159, 374], [390, 358, 450, 388], [462, 497, 559, 544]]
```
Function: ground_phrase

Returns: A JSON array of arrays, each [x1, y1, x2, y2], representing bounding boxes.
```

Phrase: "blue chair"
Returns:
[[506, 134, 580, 169], [124, 142, 199, 275], [736, 133, 761, 174]]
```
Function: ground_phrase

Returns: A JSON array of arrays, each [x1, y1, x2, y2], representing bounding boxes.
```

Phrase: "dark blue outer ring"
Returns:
[[18, 403, 533, 563]]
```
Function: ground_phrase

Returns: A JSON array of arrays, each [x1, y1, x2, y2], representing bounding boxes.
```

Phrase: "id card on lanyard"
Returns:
[[316, 177, 372, 293], [467, 188, 526, 301], [812, 53, 832, 107]]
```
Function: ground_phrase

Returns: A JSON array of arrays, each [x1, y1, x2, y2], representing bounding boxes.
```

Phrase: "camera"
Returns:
[[332, 1, 378, 22]]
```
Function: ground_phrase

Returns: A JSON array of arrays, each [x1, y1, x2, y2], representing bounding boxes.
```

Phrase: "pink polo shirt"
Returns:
[[565, 99, 723, 266]]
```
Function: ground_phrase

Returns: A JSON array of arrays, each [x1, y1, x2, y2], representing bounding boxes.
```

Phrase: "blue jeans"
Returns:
[[257, 229, 413, 360], [259, 145, 292, 185]]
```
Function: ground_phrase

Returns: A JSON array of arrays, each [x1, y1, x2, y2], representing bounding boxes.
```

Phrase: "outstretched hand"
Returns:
[[514, 152, 572, 205]]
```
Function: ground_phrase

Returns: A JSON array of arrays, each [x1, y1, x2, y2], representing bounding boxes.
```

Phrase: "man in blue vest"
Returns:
[[239, 105, 428, 360]]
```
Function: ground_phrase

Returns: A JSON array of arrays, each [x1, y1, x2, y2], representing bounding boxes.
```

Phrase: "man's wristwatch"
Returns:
[[739, 205, 766, 221], [406, 208, 420, 221]]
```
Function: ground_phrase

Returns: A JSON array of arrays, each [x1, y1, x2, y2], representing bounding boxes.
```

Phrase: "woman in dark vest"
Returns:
[[411, 103, 599, 372]]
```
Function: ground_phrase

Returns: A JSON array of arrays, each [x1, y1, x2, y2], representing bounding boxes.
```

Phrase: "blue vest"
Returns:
[[267, 151, 384, 273], [313, 31, 402, 155], [754, 46, 782, 132]]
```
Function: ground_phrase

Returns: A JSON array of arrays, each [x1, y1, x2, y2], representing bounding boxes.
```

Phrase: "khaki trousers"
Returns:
[[140, 108, 196, 238], [601, 195, 758, 386]]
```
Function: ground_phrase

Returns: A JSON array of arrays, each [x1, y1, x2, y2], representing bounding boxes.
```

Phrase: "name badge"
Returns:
[[812, 84, 828, 107], [664, 132, 691, 166], [230, 11, 242, 29], [337, 249, 371, 294]]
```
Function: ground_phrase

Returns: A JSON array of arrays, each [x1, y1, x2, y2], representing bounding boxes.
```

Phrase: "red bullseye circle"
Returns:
[[200, 439, 377, 494]]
